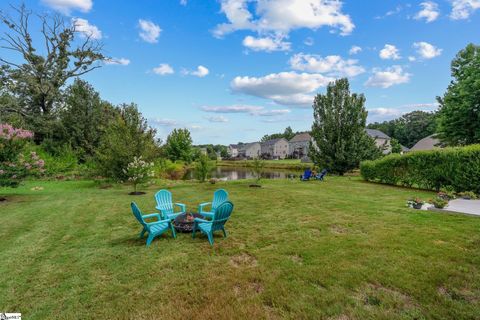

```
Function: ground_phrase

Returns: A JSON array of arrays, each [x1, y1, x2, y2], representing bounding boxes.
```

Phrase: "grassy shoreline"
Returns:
[[1, 178, 480, 318]]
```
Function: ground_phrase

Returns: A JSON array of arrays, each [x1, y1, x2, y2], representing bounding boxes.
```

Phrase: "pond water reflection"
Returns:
[[183, 166, 303, 181]]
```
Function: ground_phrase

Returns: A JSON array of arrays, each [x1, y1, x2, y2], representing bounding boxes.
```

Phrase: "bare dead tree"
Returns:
[[0, 4, 104, 121]]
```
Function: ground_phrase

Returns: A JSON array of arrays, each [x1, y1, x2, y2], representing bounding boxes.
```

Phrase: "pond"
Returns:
[[183, 166, 304, 181]]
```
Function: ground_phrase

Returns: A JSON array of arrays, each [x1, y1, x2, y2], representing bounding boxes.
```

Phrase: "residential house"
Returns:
[[228, 144, 239, 158], [288, 133, 312, 160], [366, 129, 391, 154], [410, 134, 441, 151], [238, 142, 261, 159], [261, 138, 289, 159]]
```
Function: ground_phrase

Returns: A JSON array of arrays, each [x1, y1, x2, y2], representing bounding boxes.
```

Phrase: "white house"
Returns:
[[228, 144, 239, 158], [239, 142, 261, 159], [288, 133, 312, 160], [261, 138, 289, 159], [366, 129, 391, 154]]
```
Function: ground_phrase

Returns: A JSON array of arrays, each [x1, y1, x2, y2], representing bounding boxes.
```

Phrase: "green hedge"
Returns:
[[360, 145, 480, 193]]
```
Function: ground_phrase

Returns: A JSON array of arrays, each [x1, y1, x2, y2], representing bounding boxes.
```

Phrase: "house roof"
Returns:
[[401, 145, 410, 152], [261, 138, 287, 146], [289, 132, 311, 143], [365, 129, 391, 139], [229, 144, 239, 149], [238, 142, 260, 151], [410, 134, 441, 151]]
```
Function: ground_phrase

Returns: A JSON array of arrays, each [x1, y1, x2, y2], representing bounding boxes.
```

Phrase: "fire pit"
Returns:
[[173, 212, 204, 233]]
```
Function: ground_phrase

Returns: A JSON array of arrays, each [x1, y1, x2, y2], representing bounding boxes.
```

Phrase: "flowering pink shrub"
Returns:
[[0, 124, 45, 187], [0, 123, 34, 140]]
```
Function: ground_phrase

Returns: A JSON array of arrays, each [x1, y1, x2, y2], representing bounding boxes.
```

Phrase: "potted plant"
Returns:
[[458, 191, 478, 200], [407, 198, 424, 209], [430, 196, 448, 209]]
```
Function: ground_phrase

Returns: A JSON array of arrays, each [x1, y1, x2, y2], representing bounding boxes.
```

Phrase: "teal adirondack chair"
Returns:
[[154, 189, 186, 220], [130, 202, 176, 247], [192, 201, 234, 246], [198, 189, 229, 219]]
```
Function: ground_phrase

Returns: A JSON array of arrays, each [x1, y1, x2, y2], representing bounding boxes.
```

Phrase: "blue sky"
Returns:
[[3, 0, 480, 144]]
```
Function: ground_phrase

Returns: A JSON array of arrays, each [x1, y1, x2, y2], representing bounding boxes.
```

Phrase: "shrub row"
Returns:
[[360, 145, 480, 193]]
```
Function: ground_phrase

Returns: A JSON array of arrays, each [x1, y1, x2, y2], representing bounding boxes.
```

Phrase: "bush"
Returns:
[[154, 159, 186, 180], [360, 145, 480, 193], [194, 155, 213, 182]]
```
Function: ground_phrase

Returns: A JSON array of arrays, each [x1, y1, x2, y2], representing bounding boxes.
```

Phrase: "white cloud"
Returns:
[[138, 19, 162, 43], [414, 1, 440, 22], [213, 0, 354, 38], [368, 108, 403, 117], [289, 53, 365, 77], [204, 115, 229, 123], [231, 71, 333, 106], [72, 18, 102, 40], [153, 64, 174, 75], [304, 37, 314, 46], [180, 0, 187, 6], [201, 105, 264, 113], [151, 118, 178, 126], [255, 109, 291, 116], [349, 45, 362, 55], [408, 56, 417, 62], [365, 66, 411, 88], [413, 42, 442, 59], [375, 5, 403, 19], [450, 0, 480, 19], [42, 0, 92, 14], [201, 105, 291, 117], [379, 44, 401, 60], [242, 35, 291, 52], [184, 65, 209, 77], [104, 57, 130, 66]]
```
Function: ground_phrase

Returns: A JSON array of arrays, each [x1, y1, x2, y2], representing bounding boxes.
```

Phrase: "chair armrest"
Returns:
[[198, 202, 211, 209], [147, 218, 171, 227], [194, 217, 209, 223], [143, 213, 162, 220], [174, 203, 186, 211]]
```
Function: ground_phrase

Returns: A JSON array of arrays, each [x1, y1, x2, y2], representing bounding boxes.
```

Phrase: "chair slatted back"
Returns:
[[131, 202, 147, 227], [212, 189, 229, 211], [155, 190, 174, 216], [212, 201, 234, 230]]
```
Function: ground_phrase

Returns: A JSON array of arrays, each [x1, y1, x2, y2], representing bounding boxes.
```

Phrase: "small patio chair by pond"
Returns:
[[300, 169, 312, 181], [154, 189, 186, 220], [315, 169, 328, 181], [192, 201, 234, 246], [131, 202, 176, 247], [198, 189, 229, 219]]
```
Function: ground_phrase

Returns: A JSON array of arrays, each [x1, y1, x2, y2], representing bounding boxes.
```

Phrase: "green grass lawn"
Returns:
[[1, 178, 480, 319]]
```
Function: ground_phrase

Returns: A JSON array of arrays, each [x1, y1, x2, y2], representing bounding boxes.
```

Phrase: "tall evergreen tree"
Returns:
[[310, 78, 381, 175], [437, 43, 480, 145]]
